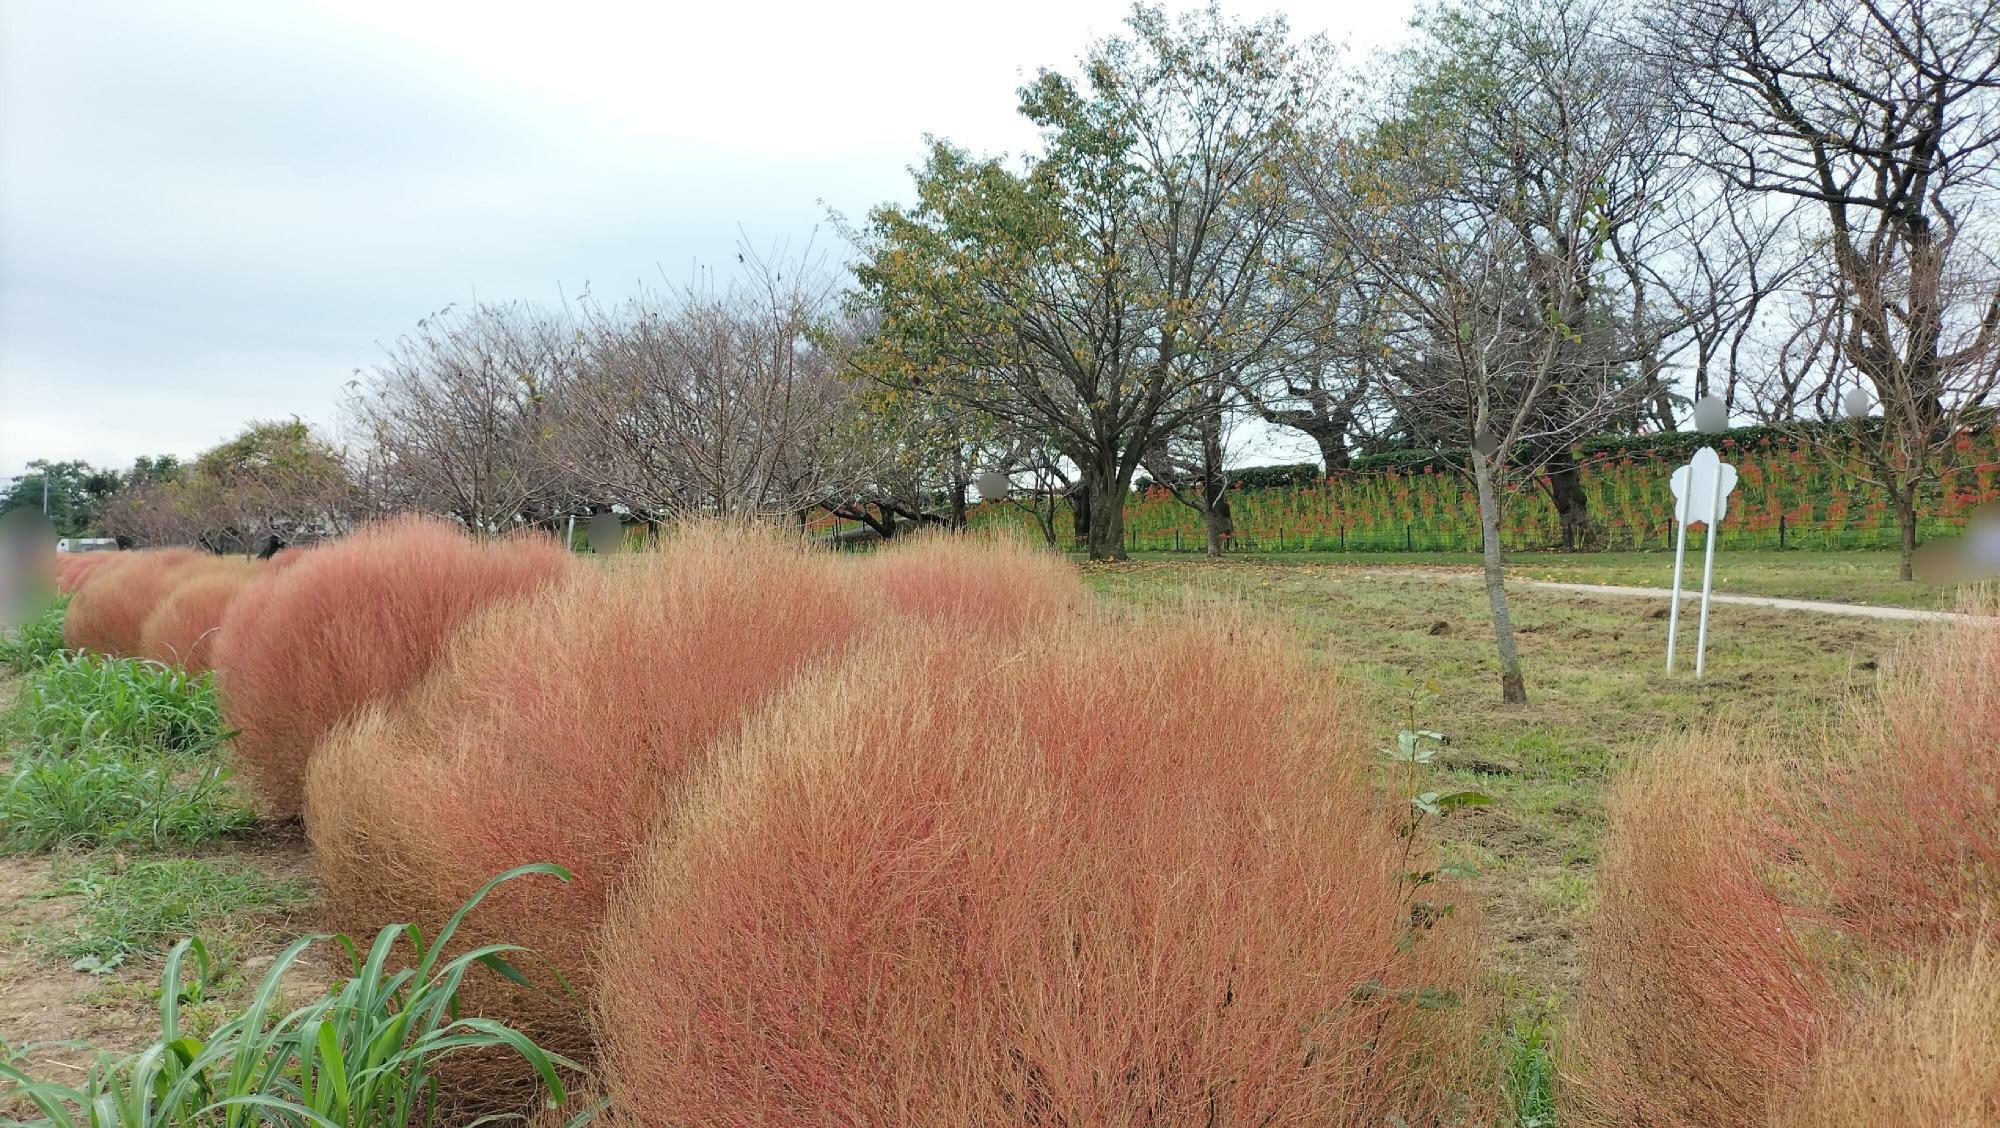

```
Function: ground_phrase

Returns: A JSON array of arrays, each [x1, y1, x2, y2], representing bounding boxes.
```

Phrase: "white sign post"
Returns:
[[1666, 446, 1739, 677]]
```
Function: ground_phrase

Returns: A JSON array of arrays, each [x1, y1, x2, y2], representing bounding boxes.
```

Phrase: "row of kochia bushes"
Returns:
[[51, 527, 1999, 1124], [54, 522, 1486, 1123]]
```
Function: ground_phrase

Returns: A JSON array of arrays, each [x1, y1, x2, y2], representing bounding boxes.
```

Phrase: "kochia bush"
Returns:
[[593, 612, 1483, 1126], [866, 531, 1084, 630], [1566, 737, 1827, 1127], [306, 525, 865, 1069], [54, 552, 120, 593], [1796, 601, 2000, 953], [214, 516, 569, 818], [139, 565, 255, 672], [1775, 942, 2000, 1126], [62, 548, 209, 656]]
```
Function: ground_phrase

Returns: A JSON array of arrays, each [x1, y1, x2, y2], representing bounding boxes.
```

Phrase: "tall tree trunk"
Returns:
[[1473, 453, 1529, 704], [1084, 455, 1129, 562], [1545, 454, 1591, 550], [1200, 414, 1231, 557], [949, 479, 969, 530], [1069, 488, 1092, 552], [1204, 497, 1233, 556], [1314, 428, 1350, 474]]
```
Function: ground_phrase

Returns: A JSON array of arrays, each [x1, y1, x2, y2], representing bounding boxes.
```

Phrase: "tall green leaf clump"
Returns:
[[0, 594, 69, 674], [0, 864, 596, 1128]]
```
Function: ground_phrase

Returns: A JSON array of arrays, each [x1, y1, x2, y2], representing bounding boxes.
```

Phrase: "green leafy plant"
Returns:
[[36, 857, 310, 975], [1503, 1009, 1558, 1128], [0, 863, 597, 1127], [0, 744, 252, 853], [1, 653, 248, 853], [8, 654, 228, 759], [0, 594, 69, 673], [1382, 682, 1490, 943]]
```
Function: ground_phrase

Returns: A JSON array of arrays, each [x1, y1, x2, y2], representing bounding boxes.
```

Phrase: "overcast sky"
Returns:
[[0, 0, 1420, 481]]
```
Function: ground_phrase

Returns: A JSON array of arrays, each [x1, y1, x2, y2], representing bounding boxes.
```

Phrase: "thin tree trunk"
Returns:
[[1892, 482, 1919, 582], [1473, 453, 1528, 704], [1201, 414, 1230, 557]]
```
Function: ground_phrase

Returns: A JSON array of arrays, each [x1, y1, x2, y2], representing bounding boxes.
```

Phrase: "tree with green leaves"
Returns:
[[101, 421, 354, 551], [0, 460, 122, 538], [853, 4, 1331, 560]]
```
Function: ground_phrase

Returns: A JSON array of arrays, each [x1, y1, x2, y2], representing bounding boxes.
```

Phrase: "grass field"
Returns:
[[1079, 557, 1920, 1023]]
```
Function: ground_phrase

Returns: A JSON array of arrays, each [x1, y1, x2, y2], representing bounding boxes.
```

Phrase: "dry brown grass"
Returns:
[[593, 610, 1486, 1127], [1777, 941, 2000, 1127]]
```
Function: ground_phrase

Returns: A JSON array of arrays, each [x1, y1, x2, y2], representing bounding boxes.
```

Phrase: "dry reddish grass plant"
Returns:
[[865, 531, 1084, 630], [1795, 604, 2000, 954], [593, 612, 1484, 1127], [214, 516, 570, 818], [61, 548, 210, 656], [306, 525, 865, 1068], [1565, 735, 1828, 1128], [1776, 940, 2000, 1127], [138, 565, 256, 672], [54, 552, 121, 593]]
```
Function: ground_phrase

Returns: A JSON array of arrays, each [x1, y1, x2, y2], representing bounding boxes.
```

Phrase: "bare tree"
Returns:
[[1648, 0, 2000, 577], [559, 251, 862, 521], [346, 302, 578, 532], [102, 421, 355, 551], [1313, 0, 1681, 702]]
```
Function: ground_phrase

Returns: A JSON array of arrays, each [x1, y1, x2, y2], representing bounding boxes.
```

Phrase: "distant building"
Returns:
[[57, 538, 118, 553]]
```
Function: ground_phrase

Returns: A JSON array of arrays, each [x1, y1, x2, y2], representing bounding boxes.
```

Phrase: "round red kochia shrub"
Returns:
[[1566, 736, 1829, 1128], [305, 524, 865, 1067], [865, 531, 1083, 631], [214, 516, 570, 818], [62, 548, 210, 656], [138, 563, 256, 671], [1793, 605, 2000, 955], [593, 612, 1485, 1126], [55, 553, 119, 593]]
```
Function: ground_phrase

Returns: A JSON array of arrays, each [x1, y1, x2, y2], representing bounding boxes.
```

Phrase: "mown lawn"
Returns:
[[1081, 557, 1919, 1024], [1103, 546, 1949, 608]]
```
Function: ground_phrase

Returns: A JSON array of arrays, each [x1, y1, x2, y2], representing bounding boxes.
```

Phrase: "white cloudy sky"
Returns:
[[0, 0, 1420, 481]]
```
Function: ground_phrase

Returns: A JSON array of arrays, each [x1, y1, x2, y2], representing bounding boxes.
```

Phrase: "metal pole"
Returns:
[[1695, 463, 1726, 678], [1666, 478, 1691, 672]]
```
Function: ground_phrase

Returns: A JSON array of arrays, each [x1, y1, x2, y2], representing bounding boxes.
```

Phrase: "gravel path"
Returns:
[[1507, 578, 1984, 623]]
